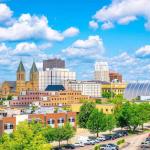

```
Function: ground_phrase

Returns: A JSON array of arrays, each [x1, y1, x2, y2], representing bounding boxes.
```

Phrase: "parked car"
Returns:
[[100, 144, 119, 150], [107, 144, 119, 150], [100, 144, 107, 150], [74, 142, 84, 147], [141, 141, 150, 148], [62, 144, 75, 149], [146, 137, 150, 141], [97, 136, 106, 141]]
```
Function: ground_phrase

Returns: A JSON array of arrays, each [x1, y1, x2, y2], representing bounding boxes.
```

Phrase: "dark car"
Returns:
[[146, 137, 150, 141], [63, 144, 75, 149], [104, 135, 112, 140], [99, 144, 107, 150]]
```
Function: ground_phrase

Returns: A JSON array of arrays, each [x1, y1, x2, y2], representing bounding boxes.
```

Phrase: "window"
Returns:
[[4, 123, 13, 130], [58, 118, 64, 123], [47, 119, 55, 124]]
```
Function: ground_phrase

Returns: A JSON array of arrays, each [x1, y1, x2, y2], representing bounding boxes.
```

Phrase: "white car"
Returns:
[[97, 136, 106, 141], [74, 142, 85, 147], [141, 141, 150, 148]]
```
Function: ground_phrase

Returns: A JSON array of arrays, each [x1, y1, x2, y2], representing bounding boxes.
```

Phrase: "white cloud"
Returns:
[[62, 35, 104, 59], [136, 45, 150, 57], [0, 3, 13, 22], [93, 0, 150, 30], [0, 43, 9, 52], [101, 21, 114, 30], [13, 42, 39, 55], [89, 20, 99, 29], [118, 16, 137, 25], [63, 27, 79, 37], [0, 11, 79, 41]]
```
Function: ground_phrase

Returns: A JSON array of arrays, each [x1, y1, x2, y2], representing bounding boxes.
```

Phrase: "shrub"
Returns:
[[94, 145, 100, 150], [117, 139, 125, 145]]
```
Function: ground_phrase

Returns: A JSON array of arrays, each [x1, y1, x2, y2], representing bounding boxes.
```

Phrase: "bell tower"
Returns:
[[16, 61, 26, 94], [30, 62, 39, 91]]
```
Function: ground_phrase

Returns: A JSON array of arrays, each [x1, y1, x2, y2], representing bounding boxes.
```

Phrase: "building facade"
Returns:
[[43, 58, 65, 71], [0, 112, 76, 135], [1, 61, 39, 97], [94, 61, 110, 82], [66, 80, 102, 98], [10, 90, 92, 107], [39, 68, 76, 91], [102, 83, 127, 95], [109, 71, 122, 83], [71, 103, 115, 114]]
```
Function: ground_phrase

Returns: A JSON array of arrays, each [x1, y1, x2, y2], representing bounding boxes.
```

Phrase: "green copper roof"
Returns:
[[30, 62, 38, 73], [17, 61, 25, 72]]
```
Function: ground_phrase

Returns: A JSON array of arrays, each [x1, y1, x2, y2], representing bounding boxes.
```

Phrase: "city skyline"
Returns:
[[0, 0, 150, 82]]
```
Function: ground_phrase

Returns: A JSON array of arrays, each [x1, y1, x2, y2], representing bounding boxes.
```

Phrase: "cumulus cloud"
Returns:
[[62, 35, 105, 59], [136, 45, 150, 58], [0, 5, 79, 42], [63, 27, 79, 37], [92, 0, 150, 30], [0, 3, 13, 22], [89, 20, 99, 29], [101, 21, 114, 30]]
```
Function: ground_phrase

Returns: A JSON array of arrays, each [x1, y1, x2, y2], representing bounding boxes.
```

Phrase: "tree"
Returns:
[[54, 127, 66, 147], [105, 114, 116, 133], [102, 91, 115, 99], [78, 102, 96, 128], [7, 95, 12, 100], [63, 122, 75, 144], [0, 121, 51, 150], [115, 102, 143, 132], [86, 108, 107, 137]]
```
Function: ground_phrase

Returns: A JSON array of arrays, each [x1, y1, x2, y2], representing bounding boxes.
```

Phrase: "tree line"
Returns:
[[78, 101, 150, 136]]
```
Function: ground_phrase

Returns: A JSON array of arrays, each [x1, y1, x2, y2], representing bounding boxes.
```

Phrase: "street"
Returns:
[[74, 132, 150, 150]]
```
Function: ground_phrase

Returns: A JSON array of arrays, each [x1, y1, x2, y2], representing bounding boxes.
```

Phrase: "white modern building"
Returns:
[[66, 80, 102, 98], [94, 61, 110, 82], [39, 68, 76, 91]]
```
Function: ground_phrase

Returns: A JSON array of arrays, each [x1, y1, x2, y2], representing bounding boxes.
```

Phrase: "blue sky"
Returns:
[[0, 0, 150, 82]]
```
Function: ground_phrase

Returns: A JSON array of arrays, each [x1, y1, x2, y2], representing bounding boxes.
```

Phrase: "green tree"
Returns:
[[64, 122, 75, 144], [78, 102, 96, 128], [105, 114, 116, 133], [0, 121, 51, 150], [54, 127, 66, 147], [86, 108, 106, 137], [102, 91, 115, 99], [115, 102, 143, 132], [7, 95, 12, 100]]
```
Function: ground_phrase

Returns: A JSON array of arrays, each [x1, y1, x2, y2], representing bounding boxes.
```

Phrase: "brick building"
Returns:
[[109, 71, 122, 83], [10, 89, 92, 107], [0, 112, 76, 136], [43, 58, 65, 71]]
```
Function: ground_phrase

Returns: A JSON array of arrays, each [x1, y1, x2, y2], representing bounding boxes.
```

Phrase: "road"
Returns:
[[75, 132, 150, 150], [121, 132, 149, 150]]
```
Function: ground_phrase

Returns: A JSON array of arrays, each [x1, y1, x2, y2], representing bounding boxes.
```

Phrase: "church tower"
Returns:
[[30, 62, 39, 91], [16, 61, 26, 94]]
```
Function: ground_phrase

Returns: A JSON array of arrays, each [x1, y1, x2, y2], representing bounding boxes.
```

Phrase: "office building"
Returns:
[[109, 71, 122, 83], [39, 68, 76, 91], [94, 61, 110, 82], [43, 58, 65, 71], [66, 80, 102, 98]]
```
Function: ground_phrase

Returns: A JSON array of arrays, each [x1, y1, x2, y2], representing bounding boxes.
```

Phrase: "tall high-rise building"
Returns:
[[39, 68, 76, 91], [43, 58, 65, 71], [94, 61, 110, 82]]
